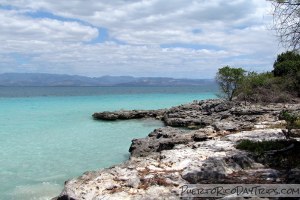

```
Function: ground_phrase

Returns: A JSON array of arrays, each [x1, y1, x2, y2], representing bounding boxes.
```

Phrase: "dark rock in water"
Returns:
[[92, 111, 119, 120], [92, 109, 167, 121]]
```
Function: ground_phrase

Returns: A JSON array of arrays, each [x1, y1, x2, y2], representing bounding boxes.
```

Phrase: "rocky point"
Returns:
[[56, 99, 300, 200]]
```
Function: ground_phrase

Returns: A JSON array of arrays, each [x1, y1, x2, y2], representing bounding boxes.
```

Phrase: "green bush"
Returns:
[[274, 51, 300, 77], [237, 72, 293, 103], [279, 110, 300, 129], [236, 139, 300, 169], [236, 140, 287, 155]]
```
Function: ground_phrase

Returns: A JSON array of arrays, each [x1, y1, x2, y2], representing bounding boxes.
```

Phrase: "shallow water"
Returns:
[[0, 87, 216, 199]]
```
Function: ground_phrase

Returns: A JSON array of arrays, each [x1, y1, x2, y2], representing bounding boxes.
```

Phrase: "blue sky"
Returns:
[[0, 0, 283, 78]]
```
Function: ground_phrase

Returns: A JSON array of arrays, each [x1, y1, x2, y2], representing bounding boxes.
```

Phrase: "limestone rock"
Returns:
[[93, 109, 167, 121], [129, 127, 192, 157], [225, 129, 286, 142], [56, 100, 300, 199]]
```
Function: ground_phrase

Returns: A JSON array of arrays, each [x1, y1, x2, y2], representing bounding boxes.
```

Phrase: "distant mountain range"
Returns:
[[0, 73, 217, 87]]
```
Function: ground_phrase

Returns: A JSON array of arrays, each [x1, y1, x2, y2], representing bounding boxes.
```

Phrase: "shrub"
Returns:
[[279, 110, 300, 129], [236, 139, 300, 169], [237, 72, 294, 103], [236, 140, 287, 155]]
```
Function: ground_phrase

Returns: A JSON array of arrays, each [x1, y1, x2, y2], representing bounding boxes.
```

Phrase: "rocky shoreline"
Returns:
[[56, 99, 300, 200]]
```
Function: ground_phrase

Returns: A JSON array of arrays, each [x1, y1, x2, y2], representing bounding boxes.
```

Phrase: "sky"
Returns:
[[0, 0, 284, 78]]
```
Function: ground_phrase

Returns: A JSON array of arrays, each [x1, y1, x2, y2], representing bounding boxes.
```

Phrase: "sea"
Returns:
[[0, 86, 216, 200]]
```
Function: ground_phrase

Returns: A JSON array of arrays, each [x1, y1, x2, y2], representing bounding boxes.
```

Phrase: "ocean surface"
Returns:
[[0, 86, 216, 200]]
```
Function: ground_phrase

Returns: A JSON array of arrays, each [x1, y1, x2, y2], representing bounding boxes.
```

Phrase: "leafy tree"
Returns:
[[270, 0, 300, 50], [216, 66, 246, 101], [273, 51, 300, 76], [273, 51, 300, 96]]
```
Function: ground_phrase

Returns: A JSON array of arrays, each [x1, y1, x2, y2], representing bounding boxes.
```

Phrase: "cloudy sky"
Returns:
[[0, 0, 284, 78]]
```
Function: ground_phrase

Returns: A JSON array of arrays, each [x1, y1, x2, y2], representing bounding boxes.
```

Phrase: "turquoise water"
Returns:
[[0, 87, 216, 200]]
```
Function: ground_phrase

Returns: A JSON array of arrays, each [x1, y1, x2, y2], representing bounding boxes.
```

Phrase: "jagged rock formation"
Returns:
[[129, 126, 213, 157], [56, 128, 289, 200], [93, 99, 297, 131], [93, 109, 167, 121], [56, 99, 300, 200]]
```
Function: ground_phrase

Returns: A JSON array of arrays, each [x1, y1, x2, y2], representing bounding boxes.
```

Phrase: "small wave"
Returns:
[[10, 182, 62, 200], [34, 174, 66, 182]]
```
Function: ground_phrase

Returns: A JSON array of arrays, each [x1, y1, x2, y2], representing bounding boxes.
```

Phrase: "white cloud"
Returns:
[[0, 0, 283, 78], [0, 9, 98, 43]]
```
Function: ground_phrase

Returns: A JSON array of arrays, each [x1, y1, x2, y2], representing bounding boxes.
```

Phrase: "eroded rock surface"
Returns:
[[56, 100, 300, 200], [93, 109, 167, 121], [129, 126, 214, 157], [56, 128, 293, 200], [93, 99, 299, 132], [163, 99, 299, 131]]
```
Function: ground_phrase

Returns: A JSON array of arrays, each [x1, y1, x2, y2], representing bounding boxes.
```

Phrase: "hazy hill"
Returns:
[[0, 73, 217, 87]]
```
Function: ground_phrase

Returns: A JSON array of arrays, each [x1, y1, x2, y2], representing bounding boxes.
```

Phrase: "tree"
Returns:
[[270, 0, 300, 50], [273, 51, 300, 96], [273, 51, 300, 76], [216, 66, 246, 101]]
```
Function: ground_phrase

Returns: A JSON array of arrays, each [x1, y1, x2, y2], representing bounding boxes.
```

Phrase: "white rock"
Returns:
[[225, 129, 286, 142]]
